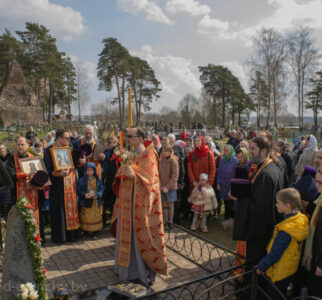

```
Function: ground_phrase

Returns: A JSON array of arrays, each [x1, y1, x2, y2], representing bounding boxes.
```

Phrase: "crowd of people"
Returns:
[[0, 124, 322, 298]]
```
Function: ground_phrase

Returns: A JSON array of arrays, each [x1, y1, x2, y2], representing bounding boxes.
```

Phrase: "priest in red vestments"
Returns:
[[111, 127, 168, 287], [11, 137, 39, 225]]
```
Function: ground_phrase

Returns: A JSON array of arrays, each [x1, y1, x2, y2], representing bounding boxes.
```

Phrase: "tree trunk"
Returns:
[[266, 71, 271, 129], [77, 83, 81, 122], [212, 100, 217, 126], [122, 74, 125, 125], [138, 78, 143, 119], [231, 101, 235, 126], [272, 77, 277, 127], [300, 71, 305, 128], [221, 83, 225, 128], [43, 78, 47, 122], [133, 83, 139, 126], [114, 64, 123, 129], [48, 82, 53, 124], [297, 82, 301, 129]]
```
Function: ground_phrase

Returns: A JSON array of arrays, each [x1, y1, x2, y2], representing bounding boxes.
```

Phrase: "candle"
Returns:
[[128, 87, 133, 128]]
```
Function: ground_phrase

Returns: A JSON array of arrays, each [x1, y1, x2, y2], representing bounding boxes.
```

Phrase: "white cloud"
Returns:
[[117, 0, 174, 25], [0, 0, 85, 41], [80, 62, 97, 80], [219, 61, 249, 91], [69, 55, 79, 64], [140, 44, 153, 53], [165, 0, 211, 16], [197, 0, 322, 45], [130, 46, 202, 110], [197, 15, 238, 41]]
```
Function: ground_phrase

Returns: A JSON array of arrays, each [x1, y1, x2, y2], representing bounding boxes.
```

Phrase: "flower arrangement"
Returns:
[[113, 148, 135, 165], [18, 283, 38, 300], [16, 197, 48, 300]]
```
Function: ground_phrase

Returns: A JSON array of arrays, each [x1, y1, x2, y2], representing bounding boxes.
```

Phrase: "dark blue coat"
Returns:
[[77, 162, 104, 207]]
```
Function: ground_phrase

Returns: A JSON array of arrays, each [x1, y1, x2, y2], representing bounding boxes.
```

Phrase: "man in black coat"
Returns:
[[238, 137, 283, 299]]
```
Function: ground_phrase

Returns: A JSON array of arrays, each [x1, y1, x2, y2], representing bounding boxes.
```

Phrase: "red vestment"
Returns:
[[14, 153, 39, 225], [111, 144, 168, 275]]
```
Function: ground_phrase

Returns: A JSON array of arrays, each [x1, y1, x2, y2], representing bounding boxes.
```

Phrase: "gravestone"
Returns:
[[1, 207, 36, 299], [0, 60, 42, 126]]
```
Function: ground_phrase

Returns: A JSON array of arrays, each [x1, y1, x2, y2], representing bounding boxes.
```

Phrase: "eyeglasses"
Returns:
[[62, 136, 70, 140], [128, 135, 139, 138]]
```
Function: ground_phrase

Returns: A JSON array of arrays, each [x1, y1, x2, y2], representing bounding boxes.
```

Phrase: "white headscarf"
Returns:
[[306, 135, 317, 151]]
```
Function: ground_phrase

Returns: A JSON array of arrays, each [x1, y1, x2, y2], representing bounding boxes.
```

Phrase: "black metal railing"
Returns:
[[138, 266, 322, 300], [163, 224, 244, 274]]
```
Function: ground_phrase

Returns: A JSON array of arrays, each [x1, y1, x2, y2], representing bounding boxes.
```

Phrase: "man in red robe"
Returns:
[[111, 127, 168, 286], [11, 137, 39, 224]]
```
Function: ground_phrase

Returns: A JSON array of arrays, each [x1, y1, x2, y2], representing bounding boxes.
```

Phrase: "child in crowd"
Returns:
[[77, 162, 104, 238], [159, 145, 179, 228], [256, 188, 309, 299], [188, 173, 217, 233]]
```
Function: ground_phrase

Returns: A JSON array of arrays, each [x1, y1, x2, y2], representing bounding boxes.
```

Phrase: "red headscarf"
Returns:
[[188, 136, 209, 162]]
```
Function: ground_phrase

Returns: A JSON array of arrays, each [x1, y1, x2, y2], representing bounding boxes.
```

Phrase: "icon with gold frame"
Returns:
[[50, 147, 74, 171]]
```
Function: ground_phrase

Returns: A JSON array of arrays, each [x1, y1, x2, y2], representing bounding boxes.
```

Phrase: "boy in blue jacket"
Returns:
[[77, 162, 104, 238], [256, 188, 309, 299]]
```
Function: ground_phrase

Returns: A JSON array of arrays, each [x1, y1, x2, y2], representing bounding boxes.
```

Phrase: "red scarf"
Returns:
[[188, 136, 209, 162]]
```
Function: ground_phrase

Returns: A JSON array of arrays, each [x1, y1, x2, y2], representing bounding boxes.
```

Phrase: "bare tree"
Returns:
[[178, 94, 200, 127], [76, 63, 91, 121], [286, 28, 320, 128], [248, 28, 287, 128]]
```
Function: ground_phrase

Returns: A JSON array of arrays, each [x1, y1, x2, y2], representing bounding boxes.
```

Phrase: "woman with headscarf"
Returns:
[[187, 136, 216, 193], [216, 144, 238, 220], [295, 135, 319, 182], [235, 147, 251, 169], [28, 141, 44, 157]]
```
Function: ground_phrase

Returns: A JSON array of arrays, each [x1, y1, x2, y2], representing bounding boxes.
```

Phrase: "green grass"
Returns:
[[179, 213, 236, 250]]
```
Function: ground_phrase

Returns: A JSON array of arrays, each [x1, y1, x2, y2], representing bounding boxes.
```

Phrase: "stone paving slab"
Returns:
[[42, 228, 209, 299]]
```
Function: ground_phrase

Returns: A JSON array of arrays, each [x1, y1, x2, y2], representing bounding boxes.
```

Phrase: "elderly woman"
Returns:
[[216, 145, 238, 220], [187, 136, 216, 192], [295, 135, 318, 182]]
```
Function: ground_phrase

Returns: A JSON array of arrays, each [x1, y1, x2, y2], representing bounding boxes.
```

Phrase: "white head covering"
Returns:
[[307, 135, 317, 151], [199, 173, 208, 180]]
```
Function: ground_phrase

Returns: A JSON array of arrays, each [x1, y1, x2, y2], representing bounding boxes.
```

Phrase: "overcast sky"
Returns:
[[1, 0, 322, 115]]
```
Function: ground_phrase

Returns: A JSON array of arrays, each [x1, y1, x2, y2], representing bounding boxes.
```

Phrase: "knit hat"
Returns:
[[302, 165, 317, 178], [230, 179, 252, 198], [294, 175, 320, 202]]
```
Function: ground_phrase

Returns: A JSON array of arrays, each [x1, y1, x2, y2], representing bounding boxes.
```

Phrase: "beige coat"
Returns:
[[295, 148, 318, 181], [188, 186, 218, 211], [159, 157, 179, 190]]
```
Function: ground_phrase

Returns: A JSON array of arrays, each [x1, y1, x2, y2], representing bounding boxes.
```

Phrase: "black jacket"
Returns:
[[281, 148, 295, 186], [0, 152, 15, 204], [246, 161, 283, 242]]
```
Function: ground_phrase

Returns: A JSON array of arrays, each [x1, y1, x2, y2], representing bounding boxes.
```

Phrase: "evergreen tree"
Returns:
[[97, 37, 130, 129], [305, 71, 322, 131]]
